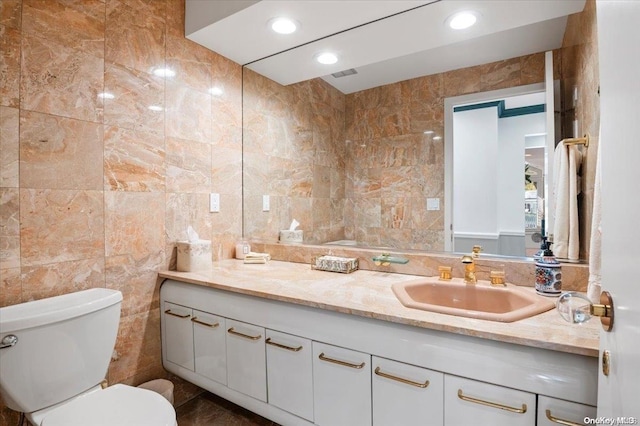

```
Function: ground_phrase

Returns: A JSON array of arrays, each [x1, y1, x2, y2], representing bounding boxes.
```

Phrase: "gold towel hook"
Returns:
[[561, 133, 590, 148]]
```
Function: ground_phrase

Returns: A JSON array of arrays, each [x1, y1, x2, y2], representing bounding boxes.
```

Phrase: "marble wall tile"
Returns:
[[106, 252, 163, 316], [20, 111, 104, 190], [520, 52, 546, 86], [104, 125, 166, 192], [166, 0, 184, 38], [165, 192, 212, 244], [166, 137, 212, 193], [211, 146, 242, 195], [0, 25, 21, 108], [0, 188, 20, 270], [21, 257, 105, 302], [0, 267, 21, 307], [480, 57, 522, 91], [105, 191, 165, 259], [20, 189, 104, 267], [103, 62, 165, 135], [165, 82, 213, 144], [0, 0, 22, 29], [21, 34, 104, 122], [0, 106, 19, 187], [105, 0, 166, 74], [109, 308, 162, 384], [22, 0, 105, 56]]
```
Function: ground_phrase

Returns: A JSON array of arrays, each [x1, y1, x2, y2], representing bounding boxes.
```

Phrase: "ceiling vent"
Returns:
[[331, 69, 358, 78]]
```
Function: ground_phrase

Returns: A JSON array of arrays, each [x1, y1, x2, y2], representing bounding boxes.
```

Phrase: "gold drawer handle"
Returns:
[[191, 317, 219, 328], [318, 352, 365, 369], [227, 327, 261, 340], [374, 367, 429, 388], [546, 409, 583, 426], [164, 309, 191, 319], [265, 337, 303, 352], [457, 389, 527, 414]]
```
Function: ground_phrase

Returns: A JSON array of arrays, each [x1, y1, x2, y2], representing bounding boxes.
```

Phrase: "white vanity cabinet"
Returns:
[[537, 395, 596, 426], [162, 302, 195, 371], [265, 330, 314, 422], [226, 319, 267, 402], [372, 356, 444, 426], [312, 342, 372, 426], [192, 310, 226, 385], [444, 375, 536, 426]]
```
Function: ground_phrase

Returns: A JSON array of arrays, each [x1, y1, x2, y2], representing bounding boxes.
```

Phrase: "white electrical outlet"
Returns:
[[262, 195, 270, 212], [210, 193, 220, 212], [427, 198, 440, 211]]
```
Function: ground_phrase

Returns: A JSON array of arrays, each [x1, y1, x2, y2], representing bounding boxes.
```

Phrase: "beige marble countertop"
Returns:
[[159, 259, 599, 358]]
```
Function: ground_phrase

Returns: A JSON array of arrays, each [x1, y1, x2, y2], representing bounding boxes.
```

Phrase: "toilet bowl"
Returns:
[[0, 289, 176, 426]]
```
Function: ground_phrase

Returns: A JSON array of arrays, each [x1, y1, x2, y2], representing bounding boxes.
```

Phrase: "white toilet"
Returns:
[[0, 288, 176, 426]]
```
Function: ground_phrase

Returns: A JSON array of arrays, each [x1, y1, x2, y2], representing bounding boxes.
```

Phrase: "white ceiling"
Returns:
[[186, 0, 586, 94]]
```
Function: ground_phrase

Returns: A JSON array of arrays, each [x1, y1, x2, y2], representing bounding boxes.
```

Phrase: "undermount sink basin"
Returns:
[[392, 278, 555, 322]]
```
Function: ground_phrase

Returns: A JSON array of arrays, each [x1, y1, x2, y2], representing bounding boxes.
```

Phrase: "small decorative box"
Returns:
[[312, 255, 359, 274]]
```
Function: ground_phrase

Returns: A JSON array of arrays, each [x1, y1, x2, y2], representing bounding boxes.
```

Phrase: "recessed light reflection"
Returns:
[[148, 105, 163, 112], [423, 130, 435, 135], [316, 52, 338, 65], [209, 87, 224, 96], [433, 136, 442, 141], [270, 17, 297, 34], [448, 11, 477, 30], [153, 68, 175, 78], [98, 92, 115, 99]]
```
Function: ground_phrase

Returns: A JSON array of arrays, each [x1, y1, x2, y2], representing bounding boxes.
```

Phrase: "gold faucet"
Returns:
[[461, 255, 477, 284], [461, 245, 482, 284]]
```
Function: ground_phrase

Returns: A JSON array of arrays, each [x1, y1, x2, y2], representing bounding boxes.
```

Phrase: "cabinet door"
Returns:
[[537, 396, 596, 426], [266, 330, 313, 422], [312, 342, 371, 426], [193, 309, 226, 385], [226, 319, 267, 401], [163, 302, 194, 371], [444, 375, 536, 426], [372, 356, 444, 426]]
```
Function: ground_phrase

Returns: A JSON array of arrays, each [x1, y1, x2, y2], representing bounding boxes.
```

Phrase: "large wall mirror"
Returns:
[[198, 0, 593, 259]]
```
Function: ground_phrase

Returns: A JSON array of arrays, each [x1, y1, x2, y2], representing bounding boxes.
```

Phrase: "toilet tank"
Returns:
[[0, 289, 123, 414]]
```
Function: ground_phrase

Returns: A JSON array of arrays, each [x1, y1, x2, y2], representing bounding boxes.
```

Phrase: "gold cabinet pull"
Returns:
[[227, 327, 261, 340], [457, 389, 527, 414], [374, 367, 429, 388], [164, 309, 191, 319], [545, 409, 583, 426], [265, 337, 302, 352], [318, 352, 365, 369], [191, 317, 219, 328]]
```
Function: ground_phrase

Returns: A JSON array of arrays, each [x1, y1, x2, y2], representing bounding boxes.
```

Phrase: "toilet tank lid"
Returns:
[[0, 289, 123, 333]]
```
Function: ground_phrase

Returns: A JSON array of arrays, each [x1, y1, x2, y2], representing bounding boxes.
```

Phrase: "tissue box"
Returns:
[[279, 230, 303, 244], [176, 240, 212, 272]]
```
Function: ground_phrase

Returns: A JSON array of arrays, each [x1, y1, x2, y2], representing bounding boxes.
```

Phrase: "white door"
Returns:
[[596, 0, 640, 417]]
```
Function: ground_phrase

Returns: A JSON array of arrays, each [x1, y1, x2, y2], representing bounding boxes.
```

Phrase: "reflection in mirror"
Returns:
[[239, 2, 598, 261]]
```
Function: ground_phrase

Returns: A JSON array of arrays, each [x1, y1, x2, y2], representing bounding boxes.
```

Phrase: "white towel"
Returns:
[[587, 132, 602, 303], [552, 143, 583, 261]]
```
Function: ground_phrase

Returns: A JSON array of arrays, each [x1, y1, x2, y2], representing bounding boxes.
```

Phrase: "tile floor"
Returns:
[[176, 392, 279, 425]]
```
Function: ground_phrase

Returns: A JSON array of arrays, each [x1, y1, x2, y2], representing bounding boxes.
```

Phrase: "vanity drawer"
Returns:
[[163, 302, 194, 371], [226, 319, 266, 402], [537, 395, 596, 426]]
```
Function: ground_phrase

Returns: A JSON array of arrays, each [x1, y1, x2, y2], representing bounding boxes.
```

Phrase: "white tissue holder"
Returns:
[[176, 240, 212, 272], [279, 230, 303, 244]]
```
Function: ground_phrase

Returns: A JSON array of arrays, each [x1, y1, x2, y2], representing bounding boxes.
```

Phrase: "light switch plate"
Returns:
[[262, 195, 270, 212], [210, 193, 220, 212], [427, 198, 440, 211]]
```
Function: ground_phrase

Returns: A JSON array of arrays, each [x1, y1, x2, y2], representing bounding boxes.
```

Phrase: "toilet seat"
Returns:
[[40, 384, 176, 426]]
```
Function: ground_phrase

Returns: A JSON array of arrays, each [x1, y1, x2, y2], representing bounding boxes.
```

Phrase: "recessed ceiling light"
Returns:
[[448, 11, 477, 30], [98, 92, 115, 99], [153, 68, 175, 78], [270, 17, 297, 34], [316, 52, 338, 65]]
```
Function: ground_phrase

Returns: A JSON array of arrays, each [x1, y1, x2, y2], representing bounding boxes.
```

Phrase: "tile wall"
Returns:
[[0, 0, 242, 422]]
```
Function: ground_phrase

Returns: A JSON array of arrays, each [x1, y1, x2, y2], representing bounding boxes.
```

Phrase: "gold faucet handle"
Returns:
[[461, 255, 474, 264], [438, 266, 452, 281], [472, 245, 483, 257], [490, 270, 506, 286]]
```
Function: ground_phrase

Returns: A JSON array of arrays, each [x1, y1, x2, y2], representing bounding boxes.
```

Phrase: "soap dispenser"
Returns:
[[535, 240, 562, 296]]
